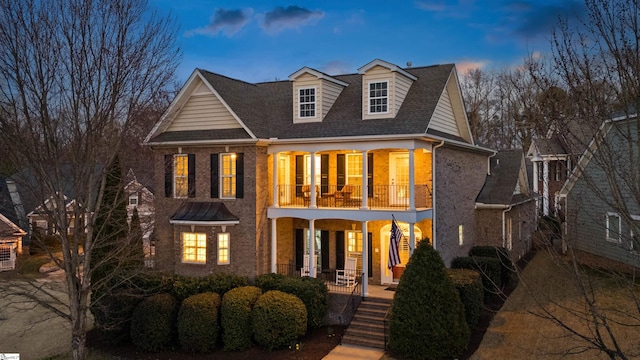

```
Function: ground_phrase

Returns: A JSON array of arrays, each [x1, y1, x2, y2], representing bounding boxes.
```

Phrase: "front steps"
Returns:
[[341, 297, 393, 349]]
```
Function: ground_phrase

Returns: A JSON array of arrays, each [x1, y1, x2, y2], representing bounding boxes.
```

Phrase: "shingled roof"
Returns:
[[149, 63, 456, 143], [476, 149, 531, 205]]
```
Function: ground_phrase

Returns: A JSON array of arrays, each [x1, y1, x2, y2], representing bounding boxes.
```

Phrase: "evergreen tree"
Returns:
[[128, 207, 145, 269]]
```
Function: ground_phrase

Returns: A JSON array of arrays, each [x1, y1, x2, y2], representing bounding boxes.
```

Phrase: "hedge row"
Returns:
[[469, 245, 513, 286], [221, 286, 263, 351], [447, 268, 484, 329]]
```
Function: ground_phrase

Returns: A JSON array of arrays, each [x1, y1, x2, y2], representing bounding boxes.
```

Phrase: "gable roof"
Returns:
[[476, 149, 532, 206], [145, 62, 476, 145], [0, 212, 26, 237]]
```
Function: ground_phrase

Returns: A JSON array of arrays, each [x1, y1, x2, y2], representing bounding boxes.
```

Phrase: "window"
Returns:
[[369, 81, 388, 114], [538, 163, 543, 181], [555, 161, 562, 181], [506, 217, 513, 250], [346, 230, 363, 272], [182, 232, 206, 263], [217, 233, 230, 265], [305, 228, 322, 270], [174, 154, 189, 198], [128, 194, 138, 206], [304, 155, 321, 186], [346, 154, 363, 186], [606, 212, 621, 243], [221, 153, 237, 198], [458, 225, 464, 246], [299, 88, 316, 118]]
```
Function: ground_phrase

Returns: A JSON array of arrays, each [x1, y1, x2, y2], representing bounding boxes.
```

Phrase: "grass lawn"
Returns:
[[470, 251, 640, 359]]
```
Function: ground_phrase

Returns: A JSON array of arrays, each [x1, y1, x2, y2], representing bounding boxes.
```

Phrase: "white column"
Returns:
[[310, 152, 317, 209], [543, 160, 549, 216], [272, 153, 279, 207], [409, 222, 415, 256], [532, 160, 539, 212], [309, 219, 316, 277], [271, 218, 277, 273], [361, 150, 368, 209], [361, 220, 368, 298], [409, 150, 415, 210]]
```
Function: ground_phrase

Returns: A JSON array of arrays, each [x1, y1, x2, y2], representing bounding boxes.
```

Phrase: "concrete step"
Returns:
[[348, 319, 385, 332], [341, 334, 385, 349]]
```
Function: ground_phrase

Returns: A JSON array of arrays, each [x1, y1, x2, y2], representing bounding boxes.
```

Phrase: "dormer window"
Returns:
[[369, 81, 389, 114], [299, 87, 316, 118]]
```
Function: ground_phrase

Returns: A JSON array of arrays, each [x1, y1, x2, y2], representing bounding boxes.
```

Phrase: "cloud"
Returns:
[[508, 1, 585, 39], [320, 60, 352, 75], [456, 61, 489, 74], [414, 1, 446, 12], [262, 6, 324, 33], [186, 8, 252, 37]]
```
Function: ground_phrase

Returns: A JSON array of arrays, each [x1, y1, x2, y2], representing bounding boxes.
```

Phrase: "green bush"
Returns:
[[452, 256, 502, 295], [221, 286, 263, 351], [170, 273, 248, 301], [178, 292, 221, 353], [91, 287, 144, 345], [389, 241, 469, 359], [251, 290, 307, 350], [130, 293, 179, 352], [469, 246, 513, 286], [448, 268, 484, 330], [255, 273, 327, 329]]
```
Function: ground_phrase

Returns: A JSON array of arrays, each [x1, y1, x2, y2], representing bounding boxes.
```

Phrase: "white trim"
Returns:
[[288, 67, 349, 86], [358, 59, 418, 81], [367, 80, 390, 115], [219, 153, 238, 199], [217, 232, 230, 265], [298, 86, 317, 119], [606, 212, 622, 244]]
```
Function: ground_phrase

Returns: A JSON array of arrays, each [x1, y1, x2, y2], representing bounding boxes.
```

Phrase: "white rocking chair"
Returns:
[[336, 257, 357, 286], [301, 254, 318, 277]]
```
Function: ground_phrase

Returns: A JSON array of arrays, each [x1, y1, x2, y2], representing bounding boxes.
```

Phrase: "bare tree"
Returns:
[[0, 0, 179, 358]]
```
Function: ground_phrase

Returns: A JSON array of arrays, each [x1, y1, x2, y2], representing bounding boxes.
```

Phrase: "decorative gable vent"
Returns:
[[289, 67, 348, 124], [358, 59, 417, 120]]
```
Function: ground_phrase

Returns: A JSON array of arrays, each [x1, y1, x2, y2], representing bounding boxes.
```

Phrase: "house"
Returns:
[[475, 149, 537, 260], [559, 113, 640, 269], [27, 194, 78, 236], [144, 59, 497, 293], [0, 213, 26, 270], [124, 169, 156, 264]]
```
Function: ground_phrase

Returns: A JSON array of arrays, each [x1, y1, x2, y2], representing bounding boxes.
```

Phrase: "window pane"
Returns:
[[220, 154, 237, 197], [218, 233, 229, 264], [183, 232, 206, 263], [174, 155, 189, 198]]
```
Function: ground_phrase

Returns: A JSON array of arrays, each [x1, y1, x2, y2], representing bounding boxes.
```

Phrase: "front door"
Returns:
[[380, 222, 422, 284], [389, 152, 409, 207]]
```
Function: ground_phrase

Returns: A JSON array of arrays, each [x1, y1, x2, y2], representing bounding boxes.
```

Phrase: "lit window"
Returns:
[[346, 230, 363, 273], [129, 194, 138, 206], [182, 232, 206, 263], [346, 154, 363, 187], [303, 155, 321, 186], [606, 212, 621, 243], [221, 153, 237, 198], [299, 88, 316, 118], [217, 233, 230, 265], [458, 225, 464, 246], [174, 154, 189, 198], [369, 81, 388, 113]]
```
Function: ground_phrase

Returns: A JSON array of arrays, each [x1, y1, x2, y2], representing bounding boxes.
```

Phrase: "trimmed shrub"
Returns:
[[221, 286, 263, 351], [130, 293, 179, 352], [469, 245, 513, 286], [448, 268, 484, 329], [91, 287, 144, 345], [452, 256, 502, 295], [252, 290, 307, 350], [170, 273, 248, 301], [255, 273, 328, 330], [389, 241, 470, 359], [178, 292, 221, 353]]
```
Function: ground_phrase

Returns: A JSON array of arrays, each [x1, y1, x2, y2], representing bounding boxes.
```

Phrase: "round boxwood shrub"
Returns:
[[447, 268, 484, 329], [130, 293, 179, 352], [221, 286, 263, 351], [389, 241, 470, 359], [178, 292, 221, 353], [170, 273, 248, 301], [251, 290, 307, 350]]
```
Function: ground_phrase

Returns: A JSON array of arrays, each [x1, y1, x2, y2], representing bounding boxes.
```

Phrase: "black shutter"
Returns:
[[321, 154, 329, 194], [295, 155, 304, 196], [295, 229, 304, 270], [187, 154, 196, 198], [368, 233, 373, 278], [335, 231, 345, 270], [337, 154, 345, 189], [164, 155, 173, 197], [236, 153, 244, 198], [367, 153, 374, 197], [210, 154, 219, 198], [321, 230, 329, 272]]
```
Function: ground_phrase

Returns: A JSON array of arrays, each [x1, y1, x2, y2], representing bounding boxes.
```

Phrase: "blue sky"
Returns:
[[154, 0, 584, 83]]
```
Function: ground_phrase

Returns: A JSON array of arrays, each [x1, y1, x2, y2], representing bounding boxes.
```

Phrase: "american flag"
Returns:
[[388, 218, 402, 269]]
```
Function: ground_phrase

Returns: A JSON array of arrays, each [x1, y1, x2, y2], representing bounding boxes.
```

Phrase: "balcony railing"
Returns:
[[275, 184, 432, 210], [276, 263, 363, 295]]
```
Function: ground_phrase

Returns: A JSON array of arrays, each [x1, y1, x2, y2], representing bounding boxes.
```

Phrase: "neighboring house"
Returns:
[[144, 59, 498, 291], [27, 194, 78, 236], [124, 169, 156, 263], [559, 113, 640, 269], [0, 213, 26, 270], [475, 149, 537, 260]]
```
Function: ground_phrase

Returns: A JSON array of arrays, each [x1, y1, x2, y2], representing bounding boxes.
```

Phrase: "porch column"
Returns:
[[310, 152, 317, 209], [361, 150, 369, 209], [409, 150, 415, 210], [532, 160, 538, 211], [309, 219, 316, 277], [543, 160, 549, 216], [272, 152, 279, 208], [409, 222, 415, 256], [361, 220, 368, 298], [271, 218, 277, 273]]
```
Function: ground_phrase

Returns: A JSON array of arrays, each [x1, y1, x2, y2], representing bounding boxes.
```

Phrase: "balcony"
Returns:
[[275, 184, 432, 210]]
